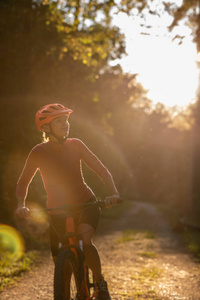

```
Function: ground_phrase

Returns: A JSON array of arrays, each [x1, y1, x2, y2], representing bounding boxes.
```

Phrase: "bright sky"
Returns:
[[112, 11, 199, 109]]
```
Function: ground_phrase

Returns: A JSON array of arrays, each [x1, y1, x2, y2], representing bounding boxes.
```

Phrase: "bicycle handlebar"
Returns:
[[31, 198, 123, 213]]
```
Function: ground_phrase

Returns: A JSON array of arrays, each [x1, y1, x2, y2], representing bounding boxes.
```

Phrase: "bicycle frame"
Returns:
[[32, 199, 122, 299], [59, 212, 96, 300]]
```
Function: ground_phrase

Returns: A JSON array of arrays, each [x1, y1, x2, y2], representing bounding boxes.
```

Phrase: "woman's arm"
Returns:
[[78, 140, 120, 206], [16, 150, 38, 218]]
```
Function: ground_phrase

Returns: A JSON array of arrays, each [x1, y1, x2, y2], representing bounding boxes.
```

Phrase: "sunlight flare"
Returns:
[[0, 224, 25, 259], [112, 12, 199, 109]]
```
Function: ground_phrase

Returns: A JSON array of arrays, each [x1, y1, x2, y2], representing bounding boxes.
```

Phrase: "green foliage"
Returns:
[[181, 228, 200, 260], [0, 0, 126, 95], [0, 251, 36, 290], [165, 0, 200, 50]]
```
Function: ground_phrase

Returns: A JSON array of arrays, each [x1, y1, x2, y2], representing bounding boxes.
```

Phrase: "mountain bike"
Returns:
[[36, 199, 122, 300]]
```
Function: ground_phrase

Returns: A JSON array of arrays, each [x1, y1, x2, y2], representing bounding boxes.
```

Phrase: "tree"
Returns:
[[162, 0, 200, 212], [165, 0, 200, 51], [0, 0, 193, 226], [0, 0, 127, 95], [117, 0, 200, 212]]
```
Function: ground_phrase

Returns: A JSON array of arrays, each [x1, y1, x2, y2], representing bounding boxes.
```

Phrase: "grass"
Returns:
[[183, 230, 200, 260], [158, 203, 200, 261], [111, 266, 167, 300], [139, 267, 163, 280], [145, 230, 156, 239], [115, 229, 138, 244], [138, 251, 159, 258], [131, 267, 163, 284], [179, 213, 200, 259], [0, 251, 36, 291], [115, 229, 157, 244]]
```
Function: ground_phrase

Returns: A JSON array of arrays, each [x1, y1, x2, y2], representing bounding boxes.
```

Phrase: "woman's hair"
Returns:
[[42, 130, 50, 143]]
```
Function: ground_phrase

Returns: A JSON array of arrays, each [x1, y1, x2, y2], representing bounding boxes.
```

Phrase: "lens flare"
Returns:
[[29, 203, 49, 224], [0, 224, 25, 259]]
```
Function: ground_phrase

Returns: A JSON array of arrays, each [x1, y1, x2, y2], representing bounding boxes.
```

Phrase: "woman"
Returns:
[[16, 103, 120, 300]]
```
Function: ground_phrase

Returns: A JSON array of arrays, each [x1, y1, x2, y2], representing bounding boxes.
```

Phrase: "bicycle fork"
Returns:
[[65, 217, 93, 300]]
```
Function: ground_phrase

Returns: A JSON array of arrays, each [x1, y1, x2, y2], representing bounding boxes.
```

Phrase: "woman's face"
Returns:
[[50, 116, 69, 138]]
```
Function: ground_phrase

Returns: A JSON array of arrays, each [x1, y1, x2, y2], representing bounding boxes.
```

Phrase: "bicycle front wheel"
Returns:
[[54, 249, 81, 300]]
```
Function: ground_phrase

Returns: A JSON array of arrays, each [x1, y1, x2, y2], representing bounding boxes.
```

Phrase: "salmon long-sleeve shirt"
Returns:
[[16, 138, 111, 208]]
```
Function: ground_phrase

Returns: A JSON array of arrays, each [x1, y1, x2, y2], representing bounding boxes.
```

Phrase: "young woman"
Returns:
[[16, 103, 120, 300]]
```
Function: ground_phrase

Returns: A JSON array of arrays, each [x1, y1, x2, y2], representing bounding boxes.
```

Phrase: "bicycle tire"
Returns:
[[54, 249, 81, 300]]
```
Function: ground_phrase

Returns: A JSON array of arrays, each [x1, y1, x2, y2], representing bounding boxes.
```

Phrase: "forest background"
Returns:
[[1, 0, 200, 233]]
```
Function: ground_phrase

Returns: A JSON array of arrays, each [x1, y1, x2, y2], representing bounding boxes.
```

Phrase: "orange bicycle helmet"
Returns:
[[35, 103, 73, 131]]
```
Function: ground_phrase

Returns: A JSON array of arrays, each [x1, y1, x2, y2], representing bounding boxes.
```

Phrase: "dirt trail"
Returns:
[[1, 201, 200, 300]]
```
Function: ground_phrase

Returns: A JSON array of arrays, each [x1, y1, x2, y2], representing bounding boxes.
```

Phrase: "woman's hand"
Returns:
[[104, 194, 121, 208], [16, 206, 30, 219]]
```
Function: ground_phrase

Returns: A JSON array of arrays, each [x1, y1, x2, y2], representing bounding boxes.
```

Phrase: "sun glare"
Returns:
[[134, 35, 199, 107], [0, 224, 25, 259], [112, 12, 199, 109]]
